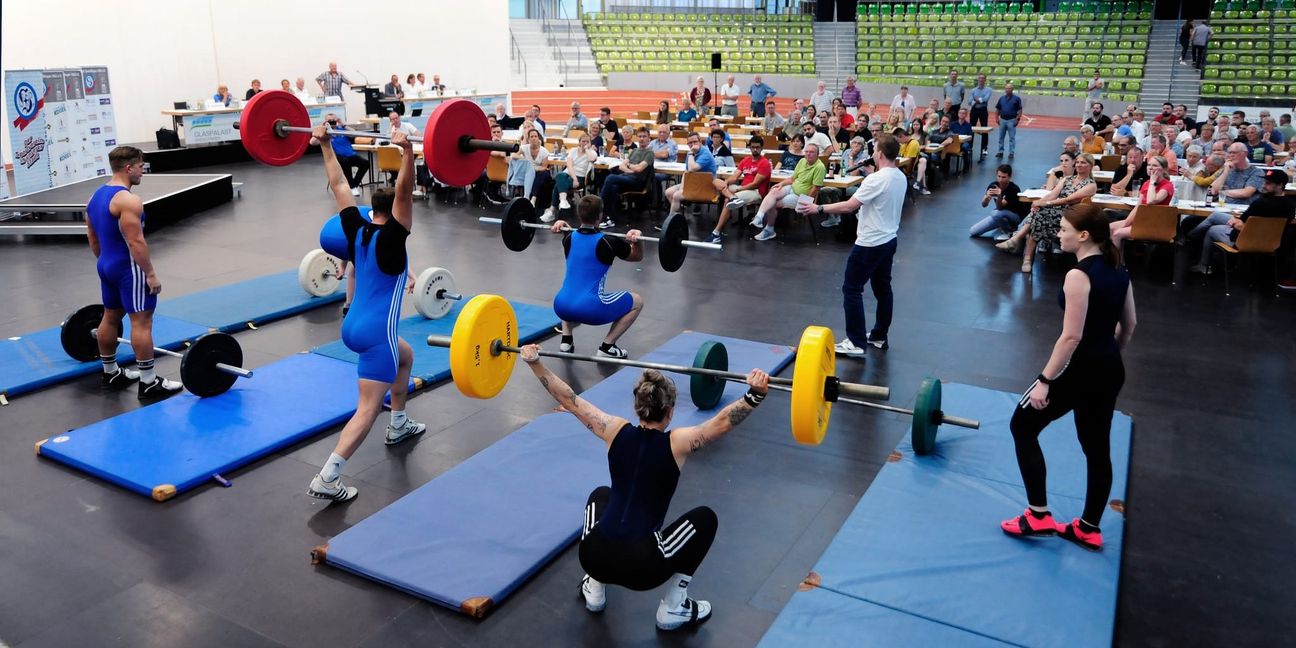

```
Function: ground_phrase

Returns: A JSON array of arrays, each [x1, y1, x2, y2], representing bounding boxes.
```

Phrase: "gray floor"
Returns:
[[1, 129, 1292, 647]]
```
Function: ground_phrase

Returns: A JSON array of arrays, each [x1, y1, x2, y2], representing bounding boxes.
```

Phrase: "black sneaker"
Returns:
[[597, 344, 629, 359], [101, 368, 139, 390], [866, 335, 889, 351], [138, 376, 183, 401]]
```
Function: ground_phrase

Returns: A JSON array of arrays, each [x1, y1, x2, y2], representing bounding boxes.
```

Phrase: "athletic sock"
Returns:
[[1028, 505, 1050, 517], [320, 452, 346, 482], [1078, 518, 1101, 533], [665, 573, 692, 608], [390, 410, 408, 429], [137, 358, 156, 383], [101, 354, 118, 374]]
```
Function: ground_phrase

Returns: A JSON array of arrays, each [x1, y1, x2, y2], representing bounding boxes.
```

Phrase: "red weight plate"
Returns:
[[423, 99, 491, 186], [239, 90, 311, 166]]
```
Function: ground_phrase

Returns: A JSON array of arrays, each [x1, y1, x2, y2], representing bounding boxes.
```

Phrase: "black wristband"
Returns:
[[744, 389, 765, 407], [1037, 373, 1054, 385]]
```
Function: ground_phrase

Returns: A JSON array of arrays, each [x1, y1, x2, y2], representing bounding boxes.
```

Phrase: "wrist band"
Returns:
[[1037, 373, 1054, 385], [744, 389, 765, 407]]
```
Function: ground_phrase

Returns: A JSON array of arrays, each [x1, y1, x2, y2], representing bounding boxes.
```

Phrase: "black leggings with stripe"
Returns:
[[578, 486, 718, 591], [1010, 355, 1125, 526]]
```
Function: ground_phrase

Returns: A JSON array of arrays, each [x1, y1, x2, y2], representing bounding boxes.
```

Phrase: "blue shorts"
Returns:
[[342, 313, 402, 384], [554, 285, 635, 326], [98, 261, 156, 314]]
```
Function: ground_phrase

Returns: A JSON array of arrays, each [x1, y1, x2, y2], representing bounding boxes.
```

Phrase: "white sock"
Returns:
[[137, 358, 156, 383], [320, 452, 346, 482], [1029, 504, 1050, 514], [664, 573, 691, 608], [390, 410, 408, 429], [711, 230, 720, 236], [755, 210, 766, 221], [101, 354, 118, 374]]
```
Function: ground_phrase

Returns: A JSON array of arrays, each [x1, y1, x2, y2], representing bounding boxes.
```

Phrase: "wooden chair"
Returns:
[[375, 146, 403, 186], [1211, 216, 1288, 296], [1122, 204, 1179, 278], [678, 171, 720, 218], [568, 129, 587, 139], [939, 137, 964, 175], [479, 154, 510, 206], [1099, 154, 1123, 172], [635, 110, 652, 121]]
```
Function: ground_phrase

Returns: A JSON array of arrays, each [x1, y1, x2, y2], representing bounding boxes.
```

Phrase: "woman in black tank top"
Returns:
[[518, 343, 770, 631], [1000, 204, 1138, 553]]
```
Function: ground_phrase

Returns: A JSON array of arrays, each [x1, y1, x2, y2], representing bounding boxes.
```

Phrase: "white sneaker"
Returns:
[[656, 597, 712, 631], [598, 219, 615, 229], [412, 189, 426, 197], [821, 215, 841, 228], [834, 339, 866, 358], [580, 575, 606, 613], [307, 473, 358, 502], [385, 418, 427, 445], [559, 339, 575, 353], [350, 187, 361, 197], [753, 227, 776, 241], [597, 345, 629, 359], [559, 196, 571, 210], [540, 208, 556, 223]]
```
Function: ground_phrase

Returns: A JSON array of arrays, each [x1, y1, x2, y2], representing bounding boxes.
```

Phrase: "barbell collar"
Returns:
[[436, 289, 463, 301]]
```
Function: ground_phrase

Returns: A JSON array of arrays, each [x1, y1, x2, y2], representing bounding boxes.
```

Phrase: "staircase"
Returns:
[[813, 22, 858, 87], [1138, 19, 1201, 112], [509, 19, 602, 89]]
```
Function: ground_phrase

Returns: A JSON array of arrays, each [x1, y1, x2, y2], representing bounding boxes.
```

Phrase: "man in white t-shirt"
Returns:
[[797, 132, 906, 358], [293, 77, 314, 103], [718, 74, 741, 117], [809, 81, 834, 115], [800, 121, 833, 156]]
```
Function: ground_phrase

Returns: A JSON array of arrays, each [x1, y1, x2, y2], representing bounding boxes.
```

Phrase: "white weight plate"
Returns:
[[298, 249, 342, 297], [414, 266, 458, 319]]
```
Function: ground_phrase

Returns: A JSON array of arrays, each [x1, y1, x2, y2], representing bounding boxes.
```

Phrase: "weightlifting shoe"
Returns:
[[579, 574, 606, 613], [138, 376, 183, 401], [102, 367, 140, 390], [1001, 508, 1058, 538], [385, 418, 427, 445], [308, 474, 358, 502], [656, 597, 712, 631], [834, 339, 866, 358], [1057, 518, 1103, 551]]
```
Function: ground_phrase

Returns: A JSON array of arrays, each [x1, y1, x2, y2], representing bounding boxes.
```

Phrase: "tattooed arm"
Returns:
[[521, 344, 625, 444], [671, 369, 770, 465]]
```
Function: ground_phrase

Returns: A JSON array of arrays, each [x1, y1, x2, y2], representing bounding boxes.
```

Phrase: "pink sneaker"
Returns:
[[1057, 518, 1103, 551], [1000, 509, 1058, 538]]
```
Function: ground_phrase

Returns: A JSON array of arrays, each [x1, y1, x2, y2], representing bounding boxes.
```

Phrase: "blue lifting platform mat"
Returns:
[[156, 270, 343, 333], [759, 383, 1132, 648], [313, 331, 795, 618], [0, 316, 210, 401], [36, 353, 359, 501], [310, 299, 560, 391]]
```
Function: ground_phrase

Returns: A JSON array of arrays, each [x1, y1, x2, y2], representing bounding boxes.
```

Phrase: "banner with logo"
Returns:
[[44, 69, 80, 186], [80, 65, 116, 178], [5, 69, 53, 195], [182, 112, 241, 144]]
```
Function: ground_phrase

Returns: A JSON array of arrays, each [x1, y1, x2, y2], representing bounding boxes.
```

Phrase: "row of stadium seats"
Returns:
[[1200, 5, 1296, 100]]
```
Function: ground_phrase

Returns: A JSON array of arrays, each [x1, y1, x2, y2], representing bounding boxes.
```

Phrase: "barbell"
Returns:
[[59, 304, 252, 397], [482, 198, 721, 272], [297, 247, 462, 319], [425, 295, 979, 451], [234, 90, 517, 186]]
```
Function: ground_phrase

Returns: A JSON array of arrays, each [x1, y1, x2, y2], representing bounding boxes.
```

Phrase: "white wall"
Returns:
[[0, 0, 509, 163]]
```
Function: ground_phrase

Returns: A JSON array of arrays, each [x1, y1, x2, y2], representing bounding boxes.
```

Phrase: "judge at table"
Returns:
[[213, 85, 234, 107]]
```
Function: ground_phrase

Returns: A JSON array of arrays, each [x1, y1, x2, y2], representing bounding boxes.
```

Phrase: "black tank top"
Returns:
[[1059, 255, 1130, 358], [599, 423, 680, 541]]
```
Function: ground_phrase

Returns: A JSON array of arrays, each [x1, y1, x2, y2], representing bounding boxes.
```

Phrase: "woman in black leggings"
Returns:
[[1001, 204, 1137, 552], [520, 343, 769, 630]]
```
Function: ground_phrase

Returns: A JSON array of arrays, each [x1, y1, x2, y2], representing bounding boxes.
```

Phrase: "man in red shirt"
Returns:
[[1153, 102, 1182, 125], [706, 135, 772, 243]]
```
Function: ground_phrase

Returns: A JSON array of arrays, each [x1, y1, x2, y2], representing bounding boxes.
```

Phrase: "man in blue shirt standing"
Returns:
[[951, 107, 974, 165], [663, 131, 717, 222], [748, 75, 777, 118], [994, 83, 1024, 160], [943, 70, 966, 108], [968, 74, 993, 160], [323, 113, 370, 196]]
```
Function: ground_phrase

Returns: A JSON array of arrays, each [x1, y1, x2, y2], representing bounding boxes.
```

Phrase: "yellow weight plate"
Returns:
[[448, 295, 518, 399], [790, 325, 834, 445]]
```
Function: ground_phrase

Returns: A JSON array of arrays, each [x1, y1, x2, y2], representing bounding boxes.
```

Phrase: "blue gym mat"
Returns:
[[157, 270, 343, 333], [310, 300, 559, 391], [0, 316, 210, 401], [315, 331, 795, 617], [34, 298, 558, 501], [759, 383, 1133, 648]]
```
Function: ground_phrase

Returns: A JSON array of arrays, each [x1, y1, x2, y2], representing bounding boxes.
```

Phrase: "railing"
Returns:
[[510, 31, 529, 88], [537, 0, 587, 86]]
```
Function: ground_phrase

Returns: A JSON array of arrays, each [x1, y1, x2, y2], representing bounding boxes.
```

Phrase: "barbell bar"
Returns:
[[485, 198, 718, 272], [59, 304, 252, 397], [233, 90, 517, 186]]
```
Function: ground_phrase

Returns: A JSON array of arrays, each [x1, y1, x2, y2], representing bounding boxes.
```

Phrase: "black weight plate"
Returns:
[[60, 304, 106, 362], [502, 197, 538, 252], [659, 212, 689, 272], [690, 340, 728, 410], [180, 332, 243, 397]]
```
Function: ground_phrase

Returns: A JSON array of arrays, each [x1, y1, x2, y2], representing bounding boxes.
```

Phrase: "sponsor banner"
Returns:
[[5, 69, 53, 195], [183, 111, 241, 144], [80, 66, 115, 177]]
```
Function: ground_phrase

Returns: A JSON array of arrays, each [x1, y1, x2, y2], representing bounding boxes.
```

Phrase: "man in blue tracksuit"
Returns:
[[308, 128, 425, 503], [551, 195, 644, 359], [85, 146, 183, 400]]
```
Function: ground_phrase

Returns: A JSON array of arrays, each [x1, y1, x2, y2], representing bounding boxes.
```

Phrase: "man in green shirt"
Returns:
[[751, 143, 826, 241], [598, 128, 655, 229], [1277, 113, 1296, 144]]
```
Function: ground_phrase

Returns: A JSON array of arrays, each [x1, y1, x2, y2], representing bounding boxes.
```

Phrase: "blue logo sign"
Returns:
[[84, 73, 95, 90], [13, 82, 39, 120]]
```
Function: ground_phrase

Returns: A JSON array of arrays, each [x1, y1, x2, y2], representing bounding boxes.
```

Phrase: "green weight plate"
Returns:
[[690, 340, 728, 410], [911, 377, 941, 455]]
